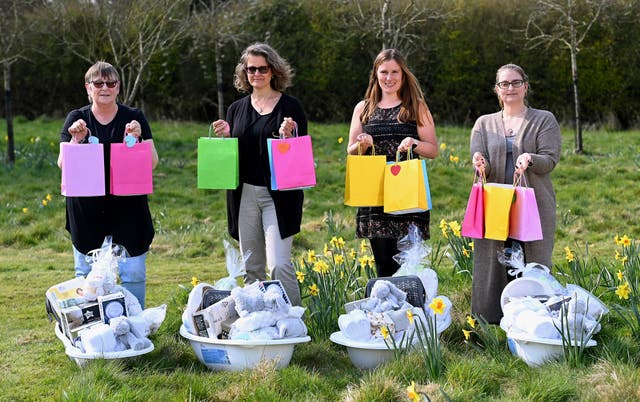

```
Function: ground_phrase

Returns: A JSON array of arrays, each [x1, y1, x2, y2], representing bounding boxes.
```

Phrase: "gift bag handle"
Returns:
[[394, 147, 414, 163], [357, 142, 377, 156], [275, 121, 298, 140], [472, 169, 486, 185], [513, 172, 529, 188]]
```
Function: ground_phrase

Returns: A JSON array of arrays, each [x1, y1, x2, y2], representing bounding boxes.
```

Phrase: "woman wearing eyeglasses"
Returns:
[[211, 43, 307, 306], [469, 63, 562, 324], [57, 61, 159, 308]]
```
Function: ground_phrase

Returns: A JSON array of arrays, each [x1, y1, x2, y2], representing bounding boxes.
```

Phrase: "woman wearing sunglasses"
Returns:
[[469, 63, 561, 324], [211, 43, 307, 306], [57, 61, 159, 308]]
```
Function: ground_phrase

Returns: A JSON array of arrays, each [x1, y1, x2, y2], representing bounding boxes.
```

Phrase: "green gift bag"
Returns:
[[197, 126, 239, 189]]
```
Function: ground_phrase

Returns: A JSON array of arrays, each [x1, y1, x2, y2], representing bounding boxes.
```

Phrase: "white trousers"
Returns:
[[238, 184, 301, 306]]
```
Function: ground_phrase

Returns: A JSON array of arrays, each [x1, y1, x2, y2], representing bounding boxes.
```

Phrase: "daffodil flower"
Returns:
[[406, 381, 420, 402], [466, 315, 476, 329], [621, 235, 631, 247], [337, 136, 344, 144], [46, 194, 52, 201], [564, 246, 575, 262], [617, 270, 624, 281], [334, 254, 344, 265], [429, 297, 445, 315], [616, 282, 631, 300], [308, 284, 319, 296], [360, 239, 368, 253], [296, 271, 305, 283], [307, 249, 316, 263], [22, 207, 28, 214], [191, 276, 199, 286], [406, 309, 414, 324], [462, 329, 472, 340], [380, 325, 389, 339]]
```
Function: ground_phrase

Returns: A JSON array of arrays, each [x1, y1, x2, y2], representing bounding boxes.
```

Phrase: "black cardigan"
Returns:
[[225, 93, 308, 240]]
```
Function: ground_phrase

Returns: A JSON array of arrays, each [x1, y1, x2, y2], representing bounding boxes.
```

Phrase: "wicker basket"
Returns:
[[364, 275, 426, 308]]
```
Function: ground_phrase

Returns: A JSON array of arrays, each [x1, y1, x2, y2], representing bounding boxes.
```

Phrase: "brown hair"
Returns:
[[360, 49, 431, 126], [233, 43, 294, 93]]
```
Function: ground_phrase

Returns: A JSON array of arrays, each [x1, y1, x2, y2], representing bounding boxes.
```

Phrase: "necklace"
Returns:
[[252, 93, 279, 114], [502, 107, 527, 137]]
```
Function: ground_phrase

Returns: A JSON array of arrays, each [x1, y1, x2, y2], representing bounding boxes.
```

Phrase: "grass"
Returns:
[[1, 116, 640, 401]]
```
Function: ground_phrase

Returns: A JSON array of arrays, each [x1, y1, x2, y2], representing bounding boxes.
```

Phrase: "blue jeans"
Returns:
[[73, 246, 147, 308]]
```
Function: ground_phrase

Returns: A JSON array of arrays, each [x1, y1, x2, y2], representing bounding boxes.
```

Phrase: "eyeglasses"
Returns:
[[91, 80, 119, 88], [245, 66, 270, 75], [496, 80, 525, 89]]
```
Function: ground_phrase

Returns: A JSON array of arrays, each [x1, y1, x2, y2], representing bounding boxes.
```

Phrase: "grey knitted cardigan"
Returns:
[[469, 107, 562, 324]]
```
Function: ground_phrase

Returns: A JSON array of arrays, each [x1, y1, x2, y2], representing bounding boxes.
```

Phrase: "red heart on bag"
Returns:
[[278, 142, 290, 153], [390, 165, 401, 176]]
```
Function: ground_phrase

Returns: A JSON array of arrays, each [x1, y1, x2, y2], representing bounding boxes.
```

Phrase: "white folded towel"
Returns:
[[80, 323, 117, 353], [338, 310, 371, 342]]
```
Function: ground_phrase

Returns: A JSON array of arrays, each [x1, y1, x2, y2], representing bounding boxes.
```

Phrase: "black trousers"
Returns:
[[369, 237, 400, 277]]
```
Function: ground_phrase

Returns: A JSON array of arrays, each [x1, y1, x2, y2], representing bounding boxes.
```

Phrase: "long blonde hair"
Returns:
[[360, 49, 431, 126]]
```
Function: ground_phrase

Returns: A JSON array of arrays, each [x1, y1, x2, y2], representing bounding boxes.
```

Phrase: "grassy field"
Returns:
[[1, 116, 640, 401]]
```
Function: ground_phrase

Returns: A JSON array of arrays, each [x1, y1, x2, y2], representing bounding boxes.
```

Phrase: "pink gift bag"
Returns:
[[509, 174, 543, 241], [461, 172, 484, 239], [110, 137, 153, 195], [60, 142, 105, 197], [267, 133, 316, 191]]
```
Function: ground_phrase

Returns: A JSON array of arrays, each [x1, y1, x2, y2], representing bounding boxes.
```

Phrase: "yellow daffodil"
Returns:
[[191, 276, 199, 286], [349, 248, 357, 259], [449, 155, 459, 163], [614, 234, 621, 245], [308, 284, 319, 296], [616, 282, 631, 300], [429, 297, 445, 315], [307, 249, 317, 263], [621, 256, 628, 265], [440, 143, 447, 150], [30, 137, 35, 143], [41, 199, 48, 206], [406, 309, 414, 324], [340, 271, 344, 279], [462, 329, 472, 340], [296, 271, 305, 283], [46, 194, 52, 201], [469, 241, 474, 251], [22, 207, 28, 214], [338, 136, 344, 144], [334, 254, 344, 265], [615, 250, 621, 261], [617, 270, 624, 281], [449, 220, 461, 237], [406, 381, 420, 402], [313, 260, 329, 274], [621, 235, 631, 247], [380, 325, 390, 339], [466, 315, 476, 329], [439, 219, 447, 231], [462, 247, 470, 257], [360, 239, 368, 253], [323, 243, 330, 256], [564, 246, 575, 263]]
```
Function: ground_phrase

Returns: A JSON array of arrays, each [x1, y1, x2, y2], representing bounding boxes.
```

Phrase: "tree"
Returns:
[[525, 0, 606, 153], [189, 0, 258, 119], [1, 0, 37, 165], [45, 0, 190, 106]]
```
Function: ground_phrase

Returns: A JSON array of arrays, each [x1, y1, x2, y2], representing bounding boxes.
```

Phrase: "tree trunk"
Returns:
[[571, 49, 582, 154], [4, 62, 15, 165], [215, 40, 225, 120]]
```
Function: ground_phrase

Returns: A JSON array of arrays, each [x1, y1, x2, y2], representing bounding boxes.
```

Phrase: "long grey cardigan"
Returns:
[[469, 108, 562, 323]]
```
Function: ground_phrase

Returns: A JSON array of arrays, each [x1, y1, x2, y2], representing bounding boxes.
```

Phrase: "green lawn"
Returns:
[[1, 117, 639, 401]]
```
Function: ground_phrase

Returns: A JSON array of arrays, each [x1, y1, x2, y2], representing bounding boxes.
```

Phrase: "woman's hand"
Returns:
[[68, 119, 89, 143], [279, 117, 297, 137], [472, 152, 486, 175], [397, 137, 416, 153], [211, 120, 230, 137], [354, 133, 373, 153], [125, 120, 142, 140], [515, 153, 532, 174]]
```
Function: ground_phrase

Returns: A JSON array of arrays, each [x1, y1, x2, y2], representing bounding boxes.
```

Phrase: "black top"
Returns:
[[60, 104, 155, 256], [225, 93, 308, 240]]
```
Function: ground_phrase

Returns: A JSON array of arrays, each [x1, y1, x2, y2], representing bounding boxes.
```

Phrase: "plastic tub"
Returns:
[[330, 315, 451, 370], [179, 325, 310, 371], [506, 331, 597, 367], [54, 324, 154, 367]]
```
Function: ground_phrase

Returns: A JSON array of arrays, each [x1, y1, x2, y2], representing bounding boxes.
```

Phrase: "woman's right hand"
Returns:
[[211, 119, 230, 137], [472, 152, 486, 174], [68, 119, 88, 143], [355, 133, 373, 151]]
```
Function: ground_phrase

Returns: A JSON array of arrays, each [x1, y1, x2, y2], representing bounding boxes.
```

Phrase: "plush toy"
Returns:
[[109, 316, 152, 351], [263, 284, 289, 318], [231, 284, 265, 317], [368, 280, 408, 312], [276, 317, 307, 338]]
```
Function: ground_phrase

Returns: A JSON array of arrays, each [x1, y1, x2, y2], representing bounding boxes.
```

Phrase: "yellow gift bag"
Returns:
[[483, 183, 515, 241], [383, 150, 431, 215], [344, 144, 387, 207]]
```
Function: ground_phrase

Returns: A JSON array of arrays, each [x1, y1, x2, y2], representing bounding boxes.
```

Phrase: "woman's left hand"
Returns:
[[397, 137, 416, 153], [279, 117, 296, 137], [515, 153, 532, 174], [125, 120, 142, 140]]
